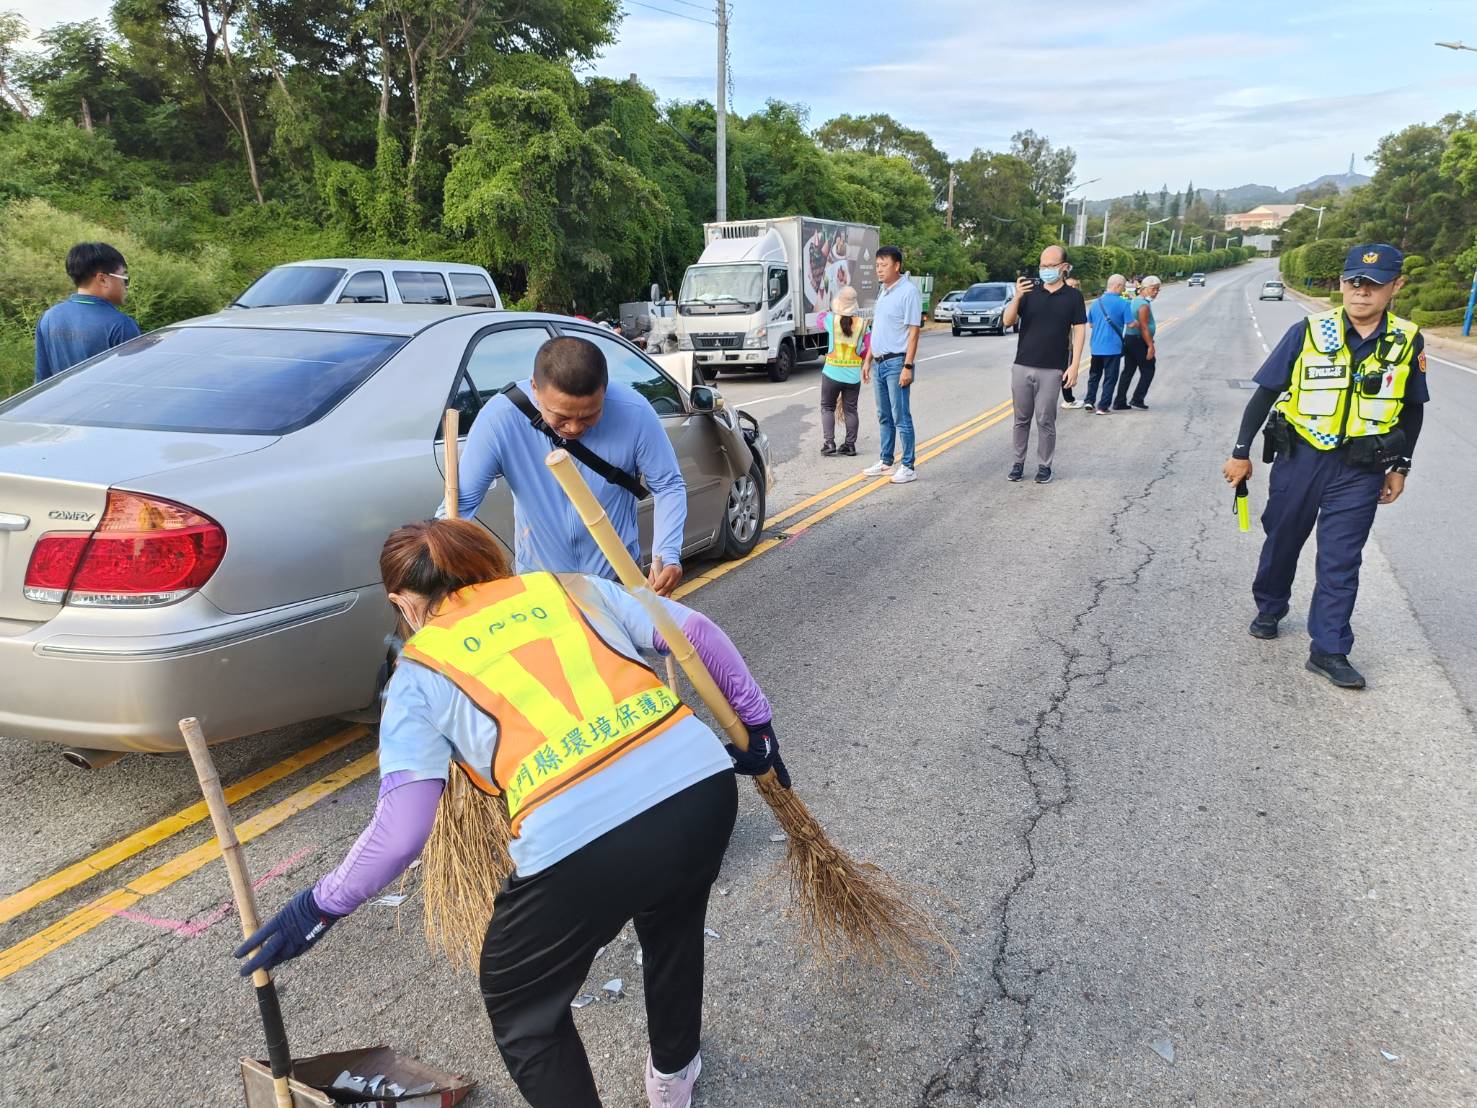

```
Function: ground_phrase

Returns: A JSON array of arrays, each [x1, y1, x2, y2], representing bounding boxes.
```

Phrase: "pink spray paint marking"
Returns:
[[112, 846, 314, 937]]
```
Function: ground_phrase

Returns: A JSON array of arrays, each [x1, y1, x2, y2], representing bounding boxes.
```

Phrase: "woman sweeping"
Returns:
[[817, 285, 870, 456], [235, 517, 786, 1108]]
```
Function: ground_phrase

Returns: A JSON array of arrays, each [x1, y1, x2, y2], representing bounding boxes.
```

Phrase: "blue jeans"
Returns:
[[1085, 354, 1121, 410], [872, 355, 915, 468]]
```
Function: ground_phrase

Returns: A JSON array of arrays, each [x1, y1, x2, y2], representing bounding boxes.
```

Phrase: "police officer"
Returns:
[[1222, 244, 1429, 689]]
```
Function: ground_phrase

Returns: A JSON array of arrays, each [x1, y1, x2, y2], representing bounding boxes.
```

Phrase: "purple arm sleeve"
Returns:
[[654, 611, 772, 727], [313, 771, 445, 917]]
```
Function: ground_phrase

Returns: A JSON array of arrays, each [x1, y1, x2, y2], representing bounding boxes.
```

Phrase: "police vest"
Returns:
[[402, 572, 692, 833], [1276, 308, 1418, 450], [825, 314, 866, 369]]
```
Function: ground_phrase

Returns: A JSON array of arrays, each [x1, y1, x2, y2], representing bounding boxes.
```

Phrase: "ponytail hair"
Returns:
[[839, 314, 855, 337], [380, 518, 512, 611]]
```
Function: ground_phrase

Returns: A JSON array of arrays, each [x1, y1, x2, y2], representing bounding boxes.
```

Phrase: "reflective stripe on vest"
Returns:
[[402, 572, 691, 832], [1275, 308, 1418, 450], [825, 315, 865, 369]]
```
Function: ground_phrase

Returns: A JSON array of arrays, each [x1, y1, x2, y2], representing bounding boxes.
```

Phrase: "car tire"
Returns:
[[768, 341, 793, 383], [721, 460, 765, 559], [951, 324, 960, 337]]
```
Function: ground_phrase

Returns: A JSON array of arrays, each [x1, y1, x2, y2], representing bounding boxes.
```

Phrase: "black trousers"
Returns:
[[1114, 335, 1156, 407], [820, 374, 861, 447], [479, 770, 738, 1107]]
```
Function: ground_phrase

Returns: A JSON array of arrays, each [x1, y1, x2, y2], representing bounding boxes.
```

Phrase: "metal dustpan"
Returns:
[[241, 1045, 475, 1107]]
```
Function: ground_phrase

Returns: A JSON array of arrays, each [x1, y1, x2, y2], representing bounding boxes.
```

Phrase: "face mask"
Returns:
[[1039, 267, 1062, 284]]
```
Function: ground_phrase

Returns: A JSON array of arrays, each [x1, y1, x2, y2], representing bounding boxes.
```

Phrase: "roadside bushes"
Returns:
[[0, 198, 233, 397], [1280, 238, 1355, 289], [1410, 307, 1468, 327]]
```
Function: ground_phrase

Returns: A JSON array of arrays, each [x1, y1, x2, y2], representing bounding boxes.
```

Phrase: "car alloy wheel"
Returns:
[[721, 463, 764, 557]]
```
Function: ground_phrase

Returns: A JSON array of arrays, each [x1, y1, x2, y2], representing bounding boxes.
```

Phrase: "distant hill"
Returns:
[[1085, 174, 1369, 215]]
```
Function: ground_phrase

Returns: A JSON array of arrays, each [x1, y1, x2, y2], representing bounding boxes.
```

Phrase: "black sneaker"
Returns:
[[1035, 465, 1053, 484], [1306, 651, 1366, 689], [1130, 400, 1149, 410], [838, 443, 857, 456], [820, 442, 837, 456], [1249, 613, 1280, 640], [1007, 462, 1025, 482]]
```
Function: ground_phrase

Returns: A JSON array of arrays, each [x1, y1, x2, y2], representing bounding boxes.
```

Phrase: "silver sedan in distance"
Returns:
[[0, 306, 771, 758]]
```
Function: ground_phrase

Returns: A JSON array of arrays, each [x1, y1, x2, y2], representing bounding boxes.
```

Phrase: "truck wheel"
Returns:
[[721, 460, 765, 558], [768, 341, 794, 382]]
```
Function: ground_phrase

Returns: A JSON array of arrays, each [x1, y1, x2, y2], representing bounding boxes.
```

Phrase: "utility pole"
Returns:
[[1101, 209, 1109, 247], [946, 168, 955, 229], [715, 0, 727, 221]]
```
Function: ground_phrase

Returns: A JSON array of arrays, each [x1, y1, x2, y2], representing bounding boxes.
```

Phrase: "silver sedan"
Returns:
[[0, 306, 771, 757]]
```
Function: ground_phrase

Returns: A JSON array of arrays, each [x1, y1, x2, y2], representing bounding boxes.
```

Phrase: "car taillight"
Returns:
[[23, 491, 227, 607]]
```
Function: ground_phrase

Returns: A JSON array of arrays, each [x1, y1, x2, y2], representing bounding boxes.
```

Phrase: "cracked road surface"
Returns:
[[3, 260, 1475, 1105]]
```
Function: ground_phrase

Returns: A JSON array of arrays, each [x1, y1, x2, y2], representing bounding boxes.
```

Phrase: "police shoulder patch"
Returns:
[[1418, 350, 1428, 372]]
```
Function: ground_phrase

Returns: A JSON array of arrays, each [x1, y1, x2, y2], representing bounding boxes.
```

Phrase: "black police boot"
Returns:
[[1306, 650, 1366, 689], [1249, 613, 1280, 640]]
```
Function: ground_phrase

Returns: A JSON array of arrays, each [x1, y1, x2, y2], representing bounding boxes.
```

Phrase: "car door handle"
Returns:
[[0, 512, 29, 531]]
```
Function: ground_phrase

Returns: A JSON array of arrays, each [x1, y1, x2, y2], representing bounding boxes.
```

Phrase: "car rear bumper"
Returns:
[[0, 588, 389, 752]]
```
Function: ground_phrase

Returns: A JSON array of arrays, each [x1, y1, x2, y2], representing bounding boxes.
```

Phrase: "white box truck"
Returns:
[[676, 217, 881, 382]]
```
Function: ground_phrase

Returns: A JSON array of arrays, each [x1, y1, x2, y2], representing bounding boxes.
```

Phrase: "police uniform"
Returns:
[[1231, 244, 1429, 687]]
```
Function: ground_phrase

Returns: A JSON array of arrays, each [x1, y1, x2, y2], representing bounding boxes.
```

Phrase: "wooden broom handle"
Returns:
[[443, 409, 461, 520], [179, 718, 295, 1108], [545, 449, 750, 751]]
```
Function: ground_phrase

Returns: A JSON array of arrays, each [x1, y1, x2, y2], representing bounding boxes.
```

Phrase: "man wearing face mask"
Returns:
[[1001, 244, 1087, 484], [1222, 244, 1428, 689], [446, 336, 688, 596]]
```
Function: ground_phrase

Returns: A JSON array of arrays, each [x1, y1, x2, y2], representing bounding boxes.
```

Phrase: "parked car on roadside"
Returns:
[[932, 289, 965, 323], [1260, 280, 1285, 301], [0, 306, 771, 758], [952, 282, 1017, 336], [232, 259, 503, 310], [1188, 272, 1206, 287]]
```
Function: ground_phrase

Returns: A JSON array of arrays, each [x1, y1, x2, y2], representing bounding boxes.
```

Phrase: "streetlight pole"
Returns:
[[1295, 203, 1327, 240], [1059, 177, 1100, 242], [1188, 235, 1204, 256], [1436, 40, 1477, 52], [715, 0, 728, 221], [1141, 216, 1169, 250]]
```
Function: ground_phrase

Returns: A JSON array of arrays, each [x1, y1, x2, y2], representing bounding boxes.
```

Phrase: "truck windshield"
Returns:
[[679, 265, 762, 314]]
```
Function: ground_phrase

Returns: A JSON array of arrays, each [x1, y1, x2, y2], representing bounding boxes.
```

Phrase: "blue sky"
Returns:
[[591, 0, 1477, 197], [11, 0, 1477, 200]]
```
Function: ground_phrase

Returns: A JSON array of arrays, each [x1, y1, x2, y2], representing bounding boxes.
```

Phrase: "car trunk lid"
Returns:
[[0, 421, 273, 621]]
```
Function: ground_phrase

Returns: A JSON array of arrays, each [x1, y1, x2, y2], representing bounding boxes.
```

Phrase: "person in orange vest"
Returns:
[[235, 518, 785, 1108]]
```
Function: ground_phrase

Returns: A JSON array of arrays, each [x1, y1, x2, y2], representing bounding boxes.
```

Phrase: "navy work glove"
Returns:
[[234, 887, 340, 977], [726, 720, 791, 789]]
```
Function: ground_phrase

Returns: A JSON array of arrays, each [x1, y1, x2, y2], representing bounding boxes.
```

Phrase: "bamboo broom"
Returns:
[[178, 717, 295, 1108], [546, 449, 952, 973], [417, 411, 516, 969]]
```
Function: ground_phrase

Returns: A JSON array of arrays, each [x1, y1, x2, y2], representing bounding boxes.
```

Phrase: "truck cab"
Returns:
[[678, 228, 796, 382]]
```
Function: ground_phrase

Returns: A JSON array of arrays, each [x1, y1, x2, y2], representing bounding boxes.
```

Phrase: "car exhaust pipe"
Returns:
[[61, 747, 126, 770]]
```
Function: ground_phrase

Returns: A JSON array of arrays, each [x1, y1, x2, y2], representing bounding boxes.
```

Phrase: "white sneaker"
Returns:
[[1061, 398, 1085, 409], [890, 465, 917, 484], [862, 461, 895, 477]]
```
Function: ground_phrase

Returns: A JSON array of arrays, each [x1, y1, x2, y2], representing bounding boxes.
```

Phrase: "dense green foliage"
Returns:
[[1276, 112, 1477, 319], [0, 1, 1256, 395]]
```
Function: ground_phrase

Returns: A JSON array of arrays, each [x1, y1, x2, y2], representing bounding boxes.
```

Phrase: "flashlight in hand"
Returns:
[[1234, 480, 1250, 532]]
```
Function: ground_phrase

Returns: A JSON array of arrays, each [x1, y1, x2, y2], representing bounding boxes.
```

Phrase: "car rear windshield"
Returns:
[[0, 327, 405, 435], [235, 266, 346, 308], [964, 284, 1008, 302]]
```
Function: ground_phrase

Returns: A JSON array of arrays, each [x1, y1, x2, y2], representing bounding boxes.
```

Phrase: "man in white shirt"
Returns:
[[860, 245, 923, 485]]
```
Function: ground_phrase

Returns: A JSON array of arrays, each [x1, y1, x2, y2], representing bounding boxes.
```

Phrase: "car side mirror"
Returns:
[[768, 280, 782, 300], [689, 385, 717, 413]]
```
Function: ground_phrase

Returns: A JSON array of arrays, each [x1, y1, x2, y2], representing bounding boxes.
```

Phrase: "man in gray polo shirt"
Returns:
[[861, 245, 923, 484]]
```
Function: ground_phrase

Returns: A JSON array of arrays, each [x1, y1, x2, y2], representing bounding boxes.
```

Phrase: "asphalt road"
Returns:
[[3, 259, 1475, 1106]]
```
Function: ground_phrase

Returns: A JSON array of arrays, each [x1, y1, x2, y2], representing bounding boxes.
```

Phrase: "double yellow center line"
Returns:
[[1, 393, 1019, 982]]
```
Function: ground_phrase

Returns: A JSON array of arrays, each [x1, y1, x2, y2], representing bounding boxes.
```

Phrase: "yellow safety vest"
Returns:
[[402, 572, 692, 833], [825, 314, 866, 370], [1276, 308, 1419, 450]]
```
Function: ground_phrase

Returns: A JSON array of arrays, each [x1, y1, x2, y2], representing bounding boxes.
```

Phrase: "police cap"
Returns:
[[1341, 243, 1403, 284]]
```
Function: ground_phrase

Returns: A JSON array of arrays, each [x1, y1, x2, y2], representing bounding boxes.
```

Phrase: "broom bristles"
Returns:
[[420, 769, 514, 969], [756, 775, 955, 976]]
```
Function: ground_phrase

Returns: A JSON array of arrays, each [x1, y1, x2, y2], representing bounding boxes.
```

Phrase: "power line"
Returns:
[[623, 0, 715, 25], [663, 0, 714, 10]]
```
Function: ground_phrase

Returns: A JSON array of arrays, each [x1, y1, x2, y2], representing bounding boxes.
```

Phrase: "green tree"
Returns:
[[815, 112, 949, 197], [0, 9, 32, 118], [1009, 127, 1076, 209]]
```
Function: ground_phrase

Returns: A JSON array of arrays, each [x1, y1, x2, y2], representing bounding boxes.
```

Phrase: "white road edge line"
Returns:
[[735, 386, 816, 406], [918, 349, 966, 362]]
